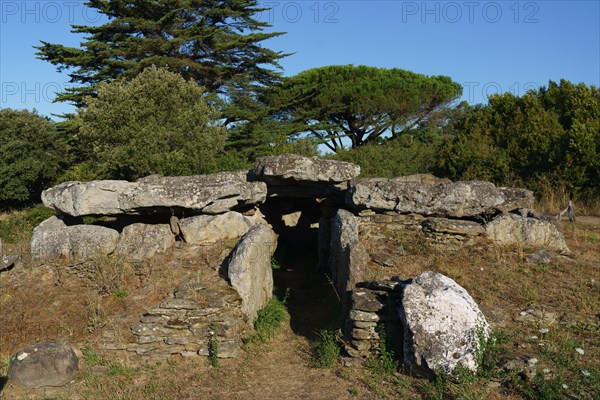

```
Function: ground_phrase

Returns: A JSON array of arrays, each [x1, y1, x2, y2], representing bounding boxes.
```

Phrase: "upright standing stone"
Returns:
[[179, 212, 254, 244], [31, 216, 120, 261], [485, 213, 569, 252], [115, 223, 175, 260], [226, 225, 278, 322], [329, 210, 369, 306]]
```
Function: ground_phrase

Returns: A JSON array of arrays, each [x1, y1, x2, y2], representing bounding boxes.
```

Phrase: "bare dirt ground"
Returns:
[[0, 217, 599, 399]]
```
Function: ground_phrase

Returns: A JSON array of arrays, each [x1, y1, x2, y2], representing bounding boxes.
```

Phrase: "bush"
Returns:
[[0, 109, 67, 208], [75, 66, 241, 181], [437, 80, 600, 204], [330, 128, 443, 178]]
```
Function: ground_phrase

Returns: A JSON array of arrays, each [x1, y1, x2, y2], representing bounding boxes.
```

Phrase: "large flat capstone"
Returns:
[[346, 178, 534, 217], [253, 154, 360, 184], [41, 171, 267, 217]]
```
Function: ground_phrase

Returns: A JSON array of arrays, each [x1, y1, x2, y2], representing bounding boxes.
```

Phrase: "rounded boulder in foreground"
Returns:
[[399, 271, 490, 378], [8, 342, 79, 388]]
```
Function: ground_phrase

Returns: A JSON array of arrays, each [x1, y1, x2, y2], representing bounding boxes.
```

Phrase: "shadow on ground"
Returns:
[[0, 376, 8, 393], [273, 246, 342, 340]]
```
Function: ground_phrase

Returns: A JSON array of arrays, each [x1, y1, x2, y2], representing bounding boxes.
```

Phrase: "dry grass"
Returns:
[[364, 219, 600, 399], [0, 209, 599, 399], [533, 182, 600, 217]]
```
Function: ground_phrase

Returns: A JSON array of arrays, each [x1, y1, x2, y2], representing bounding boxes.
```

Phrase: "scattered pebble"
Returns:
[[562, 384, 569, 389], [520, 311, 528, 316], [582, 370, 591, 377], [575, 348, 584, 355], [539, 328, 549, 334], [527, 358, 539, 365], [527, 335, 539, 340]]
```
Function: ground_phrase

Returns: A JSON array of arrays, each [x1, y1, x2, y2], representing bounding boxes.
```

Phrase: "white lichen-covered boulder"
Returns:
[[31, 216, 120, 261], [226, 224, 278, 322], [179, 212, 254, 245], [8, 342, 79, 388], [485, 213, 569, 252], [399, 271, 491, 378]]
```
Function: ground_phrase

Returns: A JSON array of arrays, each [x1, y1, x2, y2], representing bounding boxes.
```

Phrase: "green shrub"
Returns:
[[330, 128, 443, 178], [208, 331, 219, 368], [0, 109, 68, 208], [475, 329, 509, 379], [74, 66, 240, 181], [438, 80, 600, 202]]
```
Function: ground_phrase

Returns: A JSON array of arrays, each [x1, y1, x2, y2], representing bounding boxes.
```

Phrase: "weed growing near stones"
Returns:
[[0, 356, 9, 377], [476, 328, 509, 380], [83, 346, 103, 367], [208, 329, 219, 368], [86, 302, 106, 333], [312, 329, 340, 368], [112, 289, 129, 299], [270, 256, 282, 270], [367, 330, 399, 376], [106, 363, 135, 377], [246, 290, 289, 344]]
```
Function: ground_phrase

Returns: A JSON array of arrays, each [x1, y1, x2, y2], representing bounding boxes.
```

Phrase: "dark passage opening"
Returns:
[[260, 197, 341, 339]]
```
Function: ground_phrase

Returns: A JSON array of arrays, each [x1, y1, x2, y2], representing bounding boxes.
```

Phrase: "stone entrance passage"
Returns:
[[260, 197, 340, 338]]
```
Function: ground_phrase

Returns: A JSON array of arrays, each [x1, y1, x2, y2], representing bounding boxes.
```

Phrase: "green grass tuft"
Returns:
[[367, 329, 399, 376], [208, 331, 219, 368], [312, 329, 340, 368], [246, 292, 289, 344]]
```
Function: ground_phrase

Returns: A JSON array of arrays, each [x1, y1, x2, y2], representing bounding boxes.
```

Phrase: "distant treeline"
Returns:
[[334, 79, 600, 210], [1, 76, 598, 212], [1, 0, 598, 211]]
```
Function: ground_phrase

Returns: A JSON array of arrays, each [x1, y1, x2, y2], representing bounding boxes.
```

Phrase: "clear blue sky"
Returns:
[[1, 0, 598, 119]]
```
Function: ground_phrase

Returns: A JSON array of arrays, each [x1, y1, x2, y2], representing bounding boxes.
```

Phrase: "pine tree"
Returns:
[[35, 0, 286, 109], [265, 65, 462, 152]]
